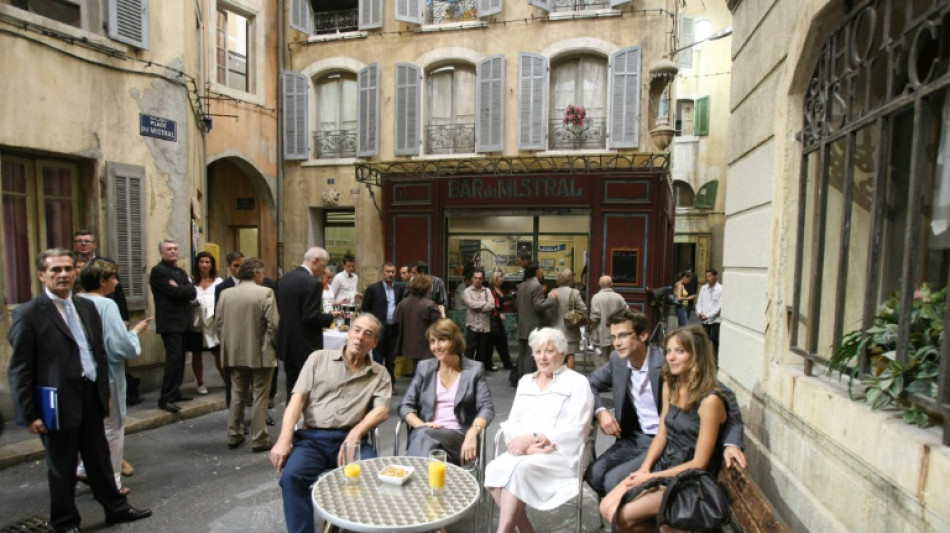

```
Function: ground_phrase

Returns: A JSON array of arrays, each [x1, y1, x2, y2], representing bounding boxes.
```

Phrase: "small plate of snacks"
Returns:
[[377, 464, 414, 485]]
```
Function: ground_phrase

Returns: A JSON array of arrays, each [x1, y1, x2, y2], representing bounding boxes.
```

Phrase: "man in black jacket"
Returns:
[[149, 239, 197, 413], [361, 261, 402, 379], [8, 249, 151, 531]]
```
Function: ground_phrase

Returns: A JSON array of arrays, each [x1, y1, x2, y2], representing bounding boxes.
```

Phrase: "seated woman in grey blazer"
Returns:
[[399, 318, 495, 465]]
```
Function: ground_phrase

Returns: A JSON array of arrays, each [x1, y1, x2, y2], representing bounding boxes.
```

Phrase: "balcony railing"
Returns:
[[550, 0, 611, 12], [313, 130, 357, 159], [425, 123, 475, 154], [426, 0, 478, 24], [315, 8, 358, 34], [549, 117, 606, 150]]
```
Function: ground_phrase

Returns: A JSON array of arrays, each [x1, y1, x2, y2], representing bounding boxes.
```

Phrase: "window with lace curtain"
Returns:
[[426, 65, 476, 154], [313, 73, 358, 159], [549, 55, 607, 150]]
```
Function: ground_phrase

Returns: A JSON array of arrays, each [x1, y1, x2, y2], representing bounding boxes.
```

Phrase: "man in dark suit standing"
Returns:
[[361, 261, 401, 379], [8, 249, 151, 532], [584, 309, 747, 497], [277, 247, 338, 401], [214, 250, 245, 309], [513, 262, 557, 383], [149, 239, 197, 413]]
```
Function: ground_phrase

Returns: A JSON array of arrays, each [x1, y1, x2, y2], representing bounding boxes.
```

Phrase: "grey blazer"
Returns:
[[587, 346, 745, 448], [399, 357, 495, 429], [515, 277, 557, 339]]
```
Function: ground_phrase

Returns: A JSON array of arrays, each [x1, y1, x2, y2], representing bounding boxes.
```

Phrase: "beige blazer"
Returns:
[[215, 281, 279, 368]]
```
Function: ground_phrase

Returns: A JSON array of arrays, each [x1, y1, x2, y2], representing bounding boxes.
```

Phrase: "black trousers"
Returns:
[[703, 322, 721, 361], [371, 322, 398, 380], [467, 328, 493, 369], [42, 381, 130, 531], [159, 332, 186, 404], [489, 316, 513, 369]]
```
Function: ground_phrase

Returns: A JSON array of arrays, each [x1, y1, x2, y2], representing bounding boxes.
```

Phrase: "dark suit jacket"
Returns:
[[399, 357, 495, 429], [214, 277, 238, 311], [276, 266, 332, 365], [361, 280, 401, 324], [149, 260, 196, 334], [8, 293, 111, 429], [587, 346, 745, 448]]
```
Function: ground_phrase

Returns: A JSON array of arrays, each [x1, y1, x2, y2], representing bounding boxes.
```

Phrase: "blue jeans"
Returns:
[[279, 428, 376, 533], [675, 305, 688, 326]]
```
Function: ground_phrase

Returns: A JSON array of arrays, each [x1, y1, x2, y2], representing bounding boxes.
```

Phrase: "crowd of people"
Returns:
[[8, 236, 742, 533]]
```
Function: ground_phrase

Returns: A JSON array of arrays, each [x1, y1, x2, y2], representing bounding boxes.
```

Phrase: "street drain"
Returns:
[[0, 517, 54, 532]]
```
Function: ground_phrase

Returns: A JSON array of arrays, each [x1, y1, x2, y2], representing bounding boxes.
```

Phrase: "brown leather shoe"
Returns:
[[121, 458, 135, 477]]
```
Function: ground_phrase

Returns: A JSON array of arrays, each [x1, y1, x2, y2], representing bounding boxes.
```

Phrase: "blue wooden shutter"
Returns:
[[395, 0, 422, 24], [290, 0, 313, 34], [360, 0, 383, 29], [109, 0, 149, 49], [518, 53, 548, 150], [107, 162, 147, 310], [609, 46, 641, 149], [478, 0, 502, 17], [395, 63, 421, 156], [529, 0, 550, 11], [477, 55, 505, 152], [358, 64, 380, 157], [282, 71, 309, 160]]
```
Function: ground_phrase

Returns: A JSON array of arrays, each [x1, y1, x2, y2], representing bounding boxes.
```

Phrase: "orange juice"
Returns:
[[428, 461, 446, 489], [343, 463, 361, 479]]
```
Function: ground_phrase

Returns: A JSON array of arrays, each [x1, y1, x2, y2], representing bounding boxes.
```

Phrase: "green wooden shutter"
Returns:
[[695, 96, 710, 136]]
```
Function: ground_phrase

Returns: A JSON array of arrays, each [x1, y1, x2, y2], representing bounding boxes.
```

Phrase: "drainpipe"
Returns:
[[276, 0, 285, 278]]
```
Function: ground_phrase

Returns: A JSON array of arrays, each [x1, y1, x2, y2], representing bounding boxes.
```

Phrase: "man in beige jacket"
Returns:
[[589, 276, 628, 361], [215, 257, 279, 452]]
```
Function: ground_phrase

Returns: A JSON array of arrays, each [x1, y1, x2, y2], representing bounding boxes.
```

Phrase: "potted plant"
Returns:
[[827, 284, 945, 427]]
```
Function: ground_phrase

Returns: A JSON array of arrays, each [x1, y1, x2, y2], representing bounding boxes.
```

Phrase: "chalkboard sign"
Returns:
[[610, 248, 639, 285]]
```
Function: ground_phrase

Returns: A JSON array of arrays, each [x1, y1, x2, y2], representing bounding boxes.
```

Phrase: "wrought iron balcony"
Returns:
[[313, 129, 357, 159], [550, 0, 610, 12], [426, 0, 478, 24], [425, 123, 475, 154], [549, 117, 606, 150], [315, 8, 358, 34]]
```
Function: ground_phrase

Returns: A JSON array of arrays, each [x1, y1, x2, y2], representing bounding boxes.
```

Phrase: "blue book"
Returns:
[[36, 386, 59, 431]]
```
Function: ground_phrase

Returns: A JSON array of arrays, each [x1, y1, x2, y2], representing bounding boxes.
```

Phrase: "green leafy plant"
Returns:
[[827, 284, 945, 427]]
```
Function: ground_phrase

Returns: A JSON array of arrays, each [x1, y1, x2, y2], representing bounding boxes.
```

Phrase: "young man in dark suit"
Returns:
[[8, 248, 151, 532], [277, 247, 338, 401], [149, 239, 197, 413], [585, 308, 747, 497], [360, 261, 402, 380]]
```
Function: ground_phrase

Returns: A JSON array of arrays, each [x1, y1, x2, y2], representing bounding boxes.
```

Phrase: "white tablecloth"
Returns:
[[324, 329, 348, 350]]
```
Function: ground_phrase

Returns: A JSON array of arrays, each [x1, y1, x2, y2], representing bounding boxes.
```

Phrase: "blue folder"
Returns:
[[36, 386, 60, 431]]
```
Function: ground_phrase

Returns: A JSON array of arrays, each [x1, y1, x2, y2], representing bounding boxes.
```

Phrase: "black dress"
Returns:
[[651, 390, 726, 478]]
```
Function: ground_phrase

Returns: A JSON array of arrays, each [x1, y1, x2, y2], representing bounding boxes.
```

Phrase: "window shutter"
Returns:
[[694, 96, 710, 136], [290, 0, 313, 34], [477, 55, 505, 152], [109, 0, 149, 49], [609, 0, 631, 6], [106, 163, 147, 311], [358, 64, 380, 157], [394, 63, 421, 156], [609, 46, 640, 149], [282, 71, 309, 160], [529, 0, 550, 11], [395, 0, 422, 24], [478, 0, 502, 17], [518, 53, 548, 150], [360, 0, 383, 29], [677, 17, 695, 68]]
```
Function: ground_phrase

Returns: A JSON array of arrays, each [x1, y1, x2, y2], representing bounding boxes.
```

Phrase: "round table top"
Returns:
[[312, 456, 479, 533]]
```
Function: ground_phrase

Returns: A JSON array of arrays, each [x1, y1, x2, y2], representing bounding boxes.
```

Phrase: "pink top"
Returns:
[[431, 377, 461, 430]]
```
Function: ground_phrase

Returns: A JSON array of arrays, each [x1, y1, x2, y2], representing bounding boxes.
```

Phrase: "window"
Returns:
[[677, 16, 694, 68], [9, 0, 149, 48], [291, 0, 382, 34], [324, 209, 355, 265], [314, 0, 358, 34], [675, 97, 708, 136], [426, 0, 477, 24], [793, 0, 948, 398], [673, 182, 694, 208], [530, 0, 628, 14], [549, 55, 607, 150], [313, 73, 358, 159], [2, 154, 79, 305], [217, 7, 251, 92], [426, 64, 476, 154]]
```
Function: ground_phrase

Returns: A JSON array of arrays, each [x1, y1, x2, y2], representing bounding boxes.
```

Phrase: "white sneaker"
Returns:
[[196, 385, 209, 395]]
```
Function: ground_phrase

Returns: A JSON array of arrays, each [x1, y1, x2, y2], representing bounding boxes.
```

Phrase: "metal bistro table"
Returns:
[[312, 456, 480, 533]]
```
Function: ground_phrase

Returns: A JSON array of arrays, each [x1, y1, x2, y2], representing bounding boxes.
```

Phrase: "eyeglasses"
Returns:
[[608, 331, 636, 343]]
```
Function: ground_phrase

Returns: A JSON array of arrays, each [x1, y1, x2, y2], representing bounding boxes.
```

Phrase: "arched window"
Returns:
[[425, 63, 476, 154], [549, 55, 607, 149], [673, 182, 695, 208], [312, 72, 357, 158]]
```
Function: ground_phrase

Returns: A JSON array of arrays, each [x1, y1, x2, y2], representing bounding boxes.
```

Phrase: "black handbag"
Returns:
[[658, 469, 732, 531]]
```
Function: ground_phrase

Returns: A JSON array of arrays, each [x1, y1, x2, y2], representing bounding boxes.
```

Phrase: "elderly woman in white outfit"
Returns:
[[484, 327, 594, 533]]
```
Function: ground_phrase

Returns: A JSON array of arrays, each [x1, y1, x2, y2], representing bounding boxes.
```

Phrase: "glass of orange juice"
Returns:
[[342, 442, 361, 485], [428, 449, 447, 496]]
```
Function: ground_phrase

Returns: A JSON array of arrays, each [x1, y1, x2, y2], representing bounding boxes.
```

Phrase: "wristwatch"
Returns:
[[532, 432, 540, 444]]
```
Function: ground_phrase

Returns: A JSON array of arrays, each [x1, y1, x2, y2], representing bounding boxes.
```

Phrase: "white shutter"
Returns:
[[395, 64, 421, 156], [677, 17, 695, 68], [610, 0, 631, 6], [395, 0, 422, 24], [282, 71, 310, 160], [106, 163, 147, 310], [609, 46, 641, 149], [478, 0, 502, 17], [290, 0, 313, 34], [529, 0, 550, 11], [518, 53, 548, 150], [476, 55, 505, 153], [358, 64, 380, 157], [109, 0, 149, 49], [360, 0, 383, 29]]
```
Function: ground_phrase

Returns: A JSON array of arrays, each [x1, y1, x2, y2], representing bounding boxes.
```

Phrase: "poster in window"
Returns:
[[610, 248, 639, 286]]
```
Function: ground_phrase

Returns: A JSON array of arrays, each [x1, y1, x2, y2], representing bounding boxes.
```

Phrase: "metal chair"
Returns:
[[483, 423, 597, 533], [393, 418, 489, 531]]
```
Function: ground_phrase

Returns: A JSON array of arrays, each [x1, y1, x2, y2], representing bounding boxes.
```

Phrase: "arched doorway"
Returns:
[[206, 156, 277, 276]]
